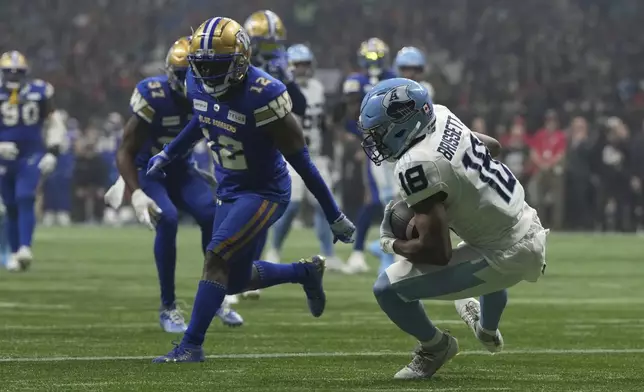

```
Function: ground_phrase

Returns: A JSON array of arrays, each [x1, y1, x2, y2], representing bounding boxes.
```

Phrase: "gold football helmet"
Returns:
[[165, 37, 190, 95], [188, 17, 251, 97], [357, 38, 390, 74], [244, 10, 286, 63], [0, 50, 29, 90]]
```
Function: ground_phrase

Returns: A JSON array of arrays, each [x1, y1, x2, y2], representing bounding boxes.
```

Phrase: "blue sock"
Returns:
[[313, 206, 333, 256], [479, 289, 508, 331], [354, 203, 379, 251], [373, 272, 437, 342], [154, 219, 178, 308], [5, 205, 19, 252], [17, 198, 35, 248], [270, 201, 300, 250], [253, 260, 308, 288], [182, 280, 227, 347]]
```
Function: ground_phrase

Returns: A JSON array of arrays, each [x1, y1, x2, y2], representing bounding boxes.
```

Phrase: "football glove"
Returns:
[[131, 189, 162, 230], [146, 150, 171, 179], [330, 213, 356, 244], [38, 152, 57, 175], [0, 142, 18, 160], [380, 201, 396, 254]]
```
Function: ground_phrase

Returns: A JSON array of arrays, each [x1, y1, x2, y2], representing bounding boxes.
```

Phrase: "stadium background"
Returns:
[[3, 0, 643, 232]]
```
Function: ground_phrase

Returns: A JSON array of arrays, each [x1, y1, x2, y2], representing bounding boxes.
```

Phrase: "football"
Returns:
[[389, 200, 419, 240]]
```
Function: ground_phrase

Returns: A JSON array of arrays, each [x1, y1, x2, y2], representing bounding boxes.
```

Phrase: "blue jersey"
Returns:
[[0, 79, 53, 157], [342, 70, 396, 136], [130, 75, 193, 169], [185, 66, 291, 202]]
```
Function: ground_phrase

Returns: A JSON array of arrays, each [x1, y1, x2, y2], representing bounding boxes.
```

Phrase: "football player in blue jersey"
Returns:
[[0, 51, 66, 272], [342, 38, 396, 274], [394, 47, 435, 100], [146, 17, 355, 363], [113, 37, 242, 333], [236, 9, 310, 299]]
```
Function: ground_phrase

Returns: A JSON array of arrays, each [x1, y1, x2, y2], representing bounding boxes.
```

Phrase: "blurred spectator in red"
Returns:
[[528, 110, 567, 229], [564, 116, 594, 230]]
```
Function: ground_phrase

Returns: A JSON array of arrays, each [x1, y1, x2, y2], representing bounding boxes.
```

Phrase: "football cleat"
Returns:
[[343, 251, 370, 274], [454, 298, 504, 353], [159, 307, 188, 333], [152, 342, 205, 363], [215, 306, 244, 327], [224, 294, 239, 305], [241, 289, 261, 300], [299, 255, 326, 317], [324, 256, 348, 273], [5, 253, 21, 272], [16, 246, 32, 271], [394, 332, 459, 380]]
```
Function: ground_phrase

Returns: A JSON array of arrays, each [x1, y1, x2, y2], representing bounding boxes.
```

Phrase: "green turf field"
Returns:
[[0, 227, 643, 391]]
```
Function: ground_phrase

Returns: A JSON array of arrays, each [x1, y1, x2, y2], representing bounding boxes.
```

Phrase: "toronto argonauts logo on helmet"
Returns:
[[381, 85, 415, 122]]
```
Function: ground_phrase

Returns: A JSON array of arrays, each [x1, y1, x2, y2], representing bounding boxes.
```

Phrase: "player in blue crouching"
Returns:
[[146, 17, 355, 363], [112, 37, 242, 333]]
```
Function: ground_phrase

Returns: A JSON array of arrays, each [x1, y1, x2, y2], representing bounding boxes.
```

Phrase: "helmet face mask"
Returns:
[[0, 51, 29, 90]]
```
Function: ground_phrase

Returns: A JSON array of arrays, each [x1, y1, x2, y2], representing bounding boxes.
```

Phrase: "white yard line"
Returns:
[[1, 348, 644, 363]]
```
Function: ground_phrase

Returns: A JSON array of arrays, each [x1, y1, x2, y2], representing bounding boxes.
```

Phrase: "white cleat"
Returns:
[[57, 212, 71, 227], [343, 251, 370, 274], [6, 253, 21, 272], [223, 295, 239, 305], [241, 289, 261, 300], [263, 248, 280, 264], [454, 298, 504, 353], [42, 212, 55, 227], [324, 256, 349, 273], [15, 246, 33, 271], [394, 332, 459, 380]]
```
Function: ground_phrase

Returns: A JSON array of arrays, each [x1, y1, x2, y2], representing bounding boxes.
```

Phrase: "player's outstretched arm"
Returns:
[[266, 113, 355, 243], [117, 115, 150, 193], [390, 194, 452, 266], [161, 116, 201, 159], [473, 132, 501, 158]]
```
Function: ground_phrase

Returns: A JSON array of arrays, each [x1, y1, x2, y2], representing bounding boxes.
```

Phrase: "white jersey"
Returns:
[[298, 78, 325, 156], [394, 105, 534, 250]]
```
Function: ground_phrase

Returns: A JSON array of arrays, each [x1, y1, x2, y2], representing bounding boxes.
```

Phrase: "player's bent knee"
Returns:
[[373, 271, 395, 300], [203, 250, 230, 283]]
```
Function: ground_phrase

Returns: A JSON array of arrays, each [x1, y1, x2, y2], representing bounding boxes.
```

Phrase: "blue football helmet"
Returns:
[[394, 47, 426, 71], [359, 78, 435, 164], [287, 44, 315, 83]]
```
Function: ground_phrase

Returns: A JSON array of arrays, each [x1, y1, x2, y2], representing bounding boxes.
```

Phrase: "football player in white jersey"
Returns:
[[263, 44, 345, 271], [359, 78, 548, 380], [394, 47, 435, 101]]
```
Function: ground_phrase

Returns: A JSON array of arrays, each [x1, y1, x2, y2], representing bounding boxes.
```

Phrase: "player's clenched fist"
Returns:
[[330, 213, 356, 244]]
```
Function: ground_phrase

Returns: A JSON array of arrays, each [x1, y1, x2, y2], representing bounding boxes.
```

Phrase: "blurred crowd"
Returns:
[[4, 0, 644, 231]]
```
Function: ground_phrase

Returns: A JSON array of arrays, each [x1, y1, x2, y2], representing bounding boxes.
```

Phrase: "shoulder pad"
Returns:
[[249, 73, 291, 126], [28, 79, 54, 99], [129, 78, 167, 124], [395, 149, 451, 206]]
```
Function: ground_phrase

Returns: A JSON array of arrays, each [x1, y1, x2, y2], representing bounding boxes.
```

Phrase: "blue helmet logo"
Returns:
[[359, 78, 435, 164]]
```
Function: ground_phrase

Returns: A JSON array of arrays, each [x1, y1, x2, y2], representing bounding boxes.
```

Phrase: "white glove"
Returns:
[[38, 152, 57, 175], [0, 142, 19, 160], [380, 201, 396, 254], [330, 213, 356, 244], [104, 176, 126, 209], [131, 189, 162, 230]]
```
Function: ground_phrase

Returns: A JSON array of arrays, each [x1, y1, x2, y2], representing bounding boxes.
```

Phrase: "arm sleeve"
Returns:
[[284, 147, 341, 221], [163, 116, 201, 159], [285, 81, 307, 117]]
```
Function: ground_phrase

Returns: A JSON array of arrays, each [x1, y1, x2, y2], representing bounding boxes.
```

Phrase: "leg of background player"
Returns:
[[14, 157, 42, 269], [56, 175, 73, 226], [368, 239, 395, 275], [268, 200, 301, 263], [1, 174, 19, 254], [313, 204, 345, 271], [42, 175, 57, 226]]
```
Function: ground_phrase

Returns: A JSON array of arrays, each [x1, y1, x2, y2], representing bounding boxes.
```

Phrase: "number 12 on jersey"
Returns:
[[463, 135, 516, 203]]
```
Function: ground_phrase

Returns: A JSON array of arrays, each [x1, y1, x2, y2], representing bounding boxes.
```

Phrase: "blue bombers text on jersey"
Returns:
[[130, 75, 194, 168], [186, 65, 292, 203], [0, 79, 53, 157]]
